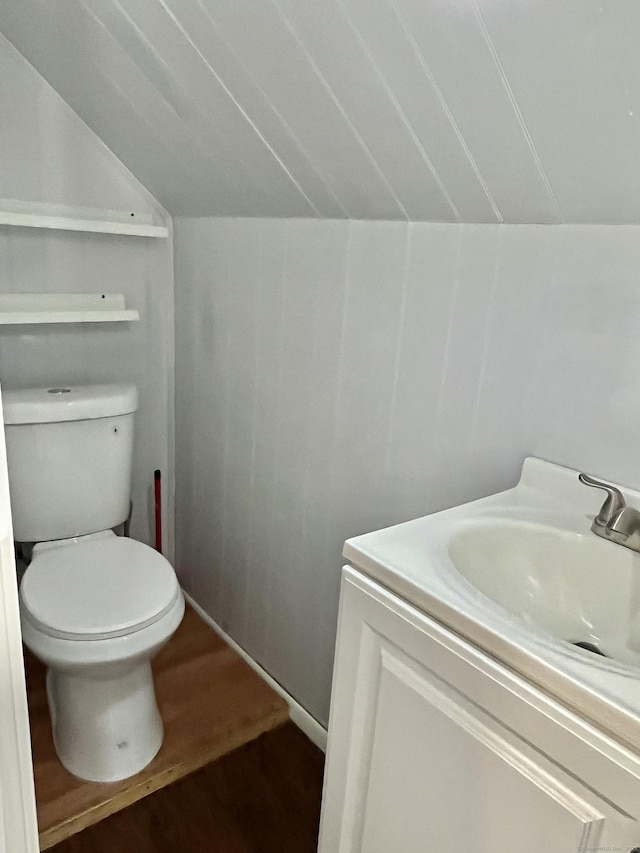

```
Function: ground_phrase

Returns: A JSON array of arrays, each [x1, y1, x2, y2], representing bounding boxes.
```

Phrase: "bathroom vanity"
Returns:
[[319, 459, 640, 853]]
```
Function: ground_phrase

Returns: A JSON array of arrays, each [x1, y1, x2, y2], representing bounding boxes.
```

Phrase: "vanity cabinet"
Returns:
[[319, 567, 640, 853]]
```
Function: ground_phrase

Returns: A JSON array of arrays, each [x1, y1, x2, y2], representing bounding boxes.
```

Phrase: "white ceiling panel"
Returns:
[[476, 0, 640, 224], [393, 0, 561, 224], [8, 0, 246, 213], [161, 0, 348, 217], [87, 0, 317, 214], [1, 0, 639, 222], [196, 0, 410, 218], [274, 0, 457, 220], [340, 0, 501, 223]]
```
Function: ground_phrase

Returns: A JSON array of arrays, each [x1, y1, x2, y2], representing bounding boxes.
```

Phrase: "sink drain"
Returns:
[[571, 640, 606, 657]]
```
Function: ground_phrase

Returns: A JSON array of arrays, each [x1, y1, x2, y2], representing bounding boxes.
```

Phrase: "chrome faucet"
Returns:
[[579, 473, 640, 553]]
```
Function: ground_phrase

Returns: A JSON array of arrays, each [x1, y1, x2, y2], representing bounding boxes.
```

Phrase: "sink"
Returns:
[[343, 457, 640, 746], [448, 520, 640, 668]]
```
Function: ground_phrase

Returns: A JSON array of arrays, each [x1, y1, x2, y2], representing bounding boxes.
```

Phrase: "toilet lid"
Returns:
[[20, 537, 180, 640]]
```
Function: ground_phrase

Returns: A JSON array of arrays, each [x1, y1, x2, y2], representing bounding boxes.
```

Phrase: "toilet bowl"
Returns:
[[19, 531, 184, 782], [2, 383, 184, 782]]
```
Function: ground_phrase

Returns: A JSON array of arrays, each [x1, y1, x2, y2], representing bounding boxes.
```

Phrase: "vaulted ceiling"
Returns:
[[1, 0, 639, 222]]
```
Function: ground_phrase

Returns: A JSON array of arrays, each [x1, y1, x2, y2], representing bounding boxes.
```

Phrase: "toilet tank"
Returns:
[[2, 384, 137, 542]]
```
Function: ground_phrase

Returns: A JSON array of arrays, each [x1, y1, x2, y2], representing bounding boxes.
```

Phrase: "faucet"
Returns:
[[579, 473, 640, 553]]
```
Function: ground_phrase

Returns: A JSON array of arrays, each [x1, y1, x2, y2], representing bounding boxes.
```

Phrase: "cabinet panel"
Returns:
[[319, 568, 640, 853], [362, 647, 602, 853]]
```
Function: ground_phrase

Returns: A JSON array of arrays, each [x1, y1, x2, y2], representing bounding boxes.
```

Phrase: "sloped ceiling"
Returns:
[[1, 0, 639, 222]]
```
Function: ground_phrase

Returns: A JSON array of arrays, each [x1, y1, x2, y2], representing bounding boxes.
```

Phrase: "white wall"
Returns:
[[0, 33, 175, 554], [175, 217, 640, 725]]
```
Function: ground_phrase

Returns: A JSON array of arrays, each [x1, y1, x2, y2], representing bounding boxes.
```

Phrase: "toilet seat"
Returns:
[[20, 536, 180, 641]]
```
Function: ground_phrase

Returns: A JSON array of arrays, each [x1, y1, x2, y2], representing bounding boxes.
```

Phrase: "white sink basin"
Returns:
[[448, 520, 640, 667], [343, 457, 640, 747]]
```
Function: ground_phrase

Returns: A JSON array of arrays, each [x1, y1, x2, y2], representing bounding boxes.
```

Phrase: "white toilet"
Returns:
[[3, 384, 185, 783]]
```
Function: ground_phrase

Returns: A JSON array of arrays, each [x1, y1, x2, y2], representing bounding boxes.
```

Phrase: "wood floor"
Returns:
[[50, 723, 325, 853], [26, 604, 290, 849]]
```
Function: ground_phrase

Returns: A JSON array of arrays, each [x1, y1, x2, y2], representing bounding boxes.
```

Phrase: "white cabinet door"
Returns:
[[319, 568, 640, 853], [0, 389, 38, 853]]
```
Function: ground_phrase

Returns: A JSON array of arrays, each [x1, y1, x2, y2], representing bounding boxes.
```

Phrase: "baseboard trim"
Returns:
[[182, 591, 328, 753]]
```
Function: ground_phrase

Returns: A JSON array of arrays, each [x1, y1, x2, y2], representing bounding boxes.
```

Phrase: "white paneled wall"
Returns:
[[0, 34, 175, 554], [175, 218, 640, 724]]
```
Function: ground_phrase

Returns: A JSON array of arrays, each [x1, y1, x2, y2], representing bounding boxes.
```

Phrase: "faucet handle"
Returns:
[[578, 473, 626, 525]]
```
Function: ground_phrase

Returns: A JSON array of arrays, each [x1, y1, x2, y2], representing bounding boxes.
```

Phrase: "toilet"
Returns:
[[3, 384, 185, 783]]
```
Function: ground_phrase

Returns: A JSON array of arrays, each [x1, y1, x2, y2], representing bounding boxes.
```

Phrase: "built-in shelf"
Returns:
[[0, 198, 168, 238], [0, 294, 140, 325]]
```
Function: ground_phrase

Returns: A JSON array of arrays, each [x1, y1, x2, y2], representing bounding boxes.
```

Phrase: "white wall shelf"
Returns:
[[0, 294, 140, 325], [0, 198, 168, 238]]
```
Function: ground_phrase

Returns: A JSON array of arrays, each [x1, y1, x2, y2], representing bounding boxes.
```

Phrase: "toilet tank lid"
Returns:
[[2, 384, 138, 425]]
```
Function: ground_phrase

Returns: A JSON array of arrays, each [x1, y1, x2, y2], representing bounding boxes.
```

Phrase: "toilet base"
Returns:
[[47, 660, 164, 782]]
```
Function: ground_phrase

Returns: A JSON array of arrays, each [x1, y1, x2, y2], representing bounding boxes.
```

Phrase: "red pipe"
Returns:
[[154, 469, 162, 554]]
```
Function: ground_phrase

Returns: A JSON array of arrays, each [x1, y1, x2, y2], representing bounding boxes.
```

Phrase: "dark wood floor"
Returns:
[[50, 723, 325, 853]]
